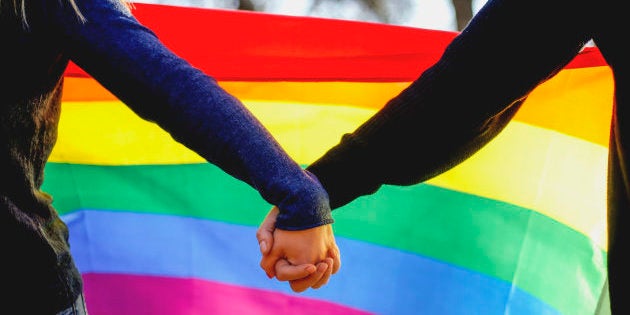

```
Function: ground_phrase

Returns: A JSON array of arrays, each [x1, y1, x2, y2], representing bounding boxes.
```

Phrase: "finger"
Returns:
[[330, 246, 341, 274], [256, 230, 273, 255], [311, 258, 334, 289], [256, 207, 279, 255], [275, 259, 317, 281], [259, 248, 283, 278], [288, 261, 328, 293]]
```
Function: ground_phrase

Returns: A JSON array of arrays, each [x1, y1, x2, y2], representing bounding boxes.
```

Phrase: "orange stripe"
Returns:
[[63, 64, 613, 147], [61, 77, 408, 107], [62, 77, 116, 101], [515, 66, 614, 147]]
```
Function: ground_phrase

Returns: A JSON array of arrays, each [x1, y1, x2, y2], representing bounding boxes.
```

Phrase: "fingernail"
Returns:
[[260, 241, 267, 253], [305, 265, 316, 273], [317, 263, 327, 272]]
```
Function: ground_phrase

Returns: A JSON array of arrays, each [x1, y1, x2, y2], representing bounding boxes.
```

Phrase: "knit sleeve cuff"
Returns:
[[306, 133, 383, 210], [274, 170, 334, 230]]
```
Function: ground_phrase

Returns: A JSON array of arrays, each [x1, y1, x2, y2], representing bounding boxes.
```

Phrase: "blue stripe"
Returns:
[[63, 209, 560, 315]]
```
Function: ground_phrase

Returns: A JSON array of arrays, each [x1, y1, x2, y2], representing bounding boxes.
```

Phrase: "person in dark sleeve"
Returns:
[[1, 0, 340, 313], [258, 0, 627, 313]]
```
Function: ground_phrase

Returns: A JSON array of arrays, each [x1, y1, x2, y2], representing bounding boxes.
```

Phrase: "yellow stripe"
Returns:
[[63, 65, 613, 147], [52, 100, 374, 165], [427, 122, 608, 250], [51, 100, 607, 249], [54, 101, 203, 164], [515, 66, 613, 147]]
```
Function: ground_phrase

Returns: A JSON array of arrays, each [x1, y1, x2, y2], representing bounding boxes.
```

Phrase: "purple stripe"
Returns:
[[65, 210, 560, 315], [83, 273, 372, 315]]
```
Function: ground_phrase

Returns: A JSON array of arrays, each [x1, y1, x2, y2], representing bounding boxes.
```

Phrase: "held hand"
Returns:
[[256, 206, 278, 260], [276, 258, 333, 292], [257, 207, 318, 280], [257, 206, 341, 292]]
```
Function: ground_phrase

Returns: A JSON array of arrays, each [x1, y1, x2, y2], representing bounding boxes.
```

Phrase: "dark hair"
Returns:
[[2, 0, 131, 27]]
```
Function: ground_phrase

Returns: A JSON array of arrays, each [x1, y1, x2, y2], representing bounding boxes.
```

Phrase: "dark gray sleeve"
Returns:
[[307, 0, 591, 209]]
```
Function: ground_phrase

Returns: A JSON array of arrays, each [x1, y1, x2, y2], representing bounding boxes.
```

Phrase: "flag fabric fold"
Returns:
[[48, 3, 612, 314]]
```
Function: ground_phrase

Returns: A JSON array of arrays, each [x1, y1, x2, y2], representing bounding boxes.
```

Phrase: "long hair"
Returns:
[[1, 0, 131, 27]]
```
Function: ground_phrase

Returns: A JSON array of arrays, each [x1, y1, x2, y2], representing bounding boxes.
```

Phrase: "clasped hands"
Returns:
[[256, 206, 341, 292]]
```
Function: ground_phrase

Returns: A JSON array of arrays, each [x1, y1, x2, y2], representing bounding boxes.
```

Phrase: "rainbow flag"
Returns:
[[46, 3, 612, 314]]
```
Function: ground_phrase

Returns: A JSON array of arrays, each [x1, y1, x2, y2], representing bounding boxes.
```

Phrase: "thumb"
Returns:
[[275, 259, 317, 282], [256, 206, 279, 255], [257, 229, 273, 255], [260, 244, 283, 279]]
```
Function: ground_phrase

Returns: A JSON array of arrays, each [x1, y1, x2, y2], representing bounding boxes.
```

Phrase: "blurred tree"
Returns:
[[238, 0, 255, 10], [450, 0, 473, 31], [309, 0, 413, 25], [308, 0, 473, 30], [139, 0, 476, 31]]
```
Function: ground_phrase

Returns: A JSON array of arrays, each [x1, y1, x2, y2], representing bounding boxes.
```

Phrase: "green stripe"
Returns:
[[336, 185, 607, 315], [43, 162, 606, 314]]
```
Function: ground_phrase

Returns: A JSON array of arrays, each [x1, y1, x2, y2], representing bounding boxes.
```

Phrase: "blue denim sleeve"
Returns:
[[44, 0, 332, 229]]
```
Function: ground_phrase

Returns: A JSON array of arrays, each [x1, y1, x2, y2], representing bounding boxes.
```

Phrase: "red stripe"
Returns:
[[65, 3, 607, 81], [82, 273, 373, 315], [565, 47, 608, 69]]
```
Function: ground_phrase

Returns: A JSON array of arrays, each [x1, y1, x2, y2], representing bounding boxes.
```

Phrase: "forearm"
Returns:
[[122, 56, 334, 230], [61, 0, 332, 230], [163, 81, 333, 230], [308, 0, 591, 209], [307, 84, 522, 209]]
